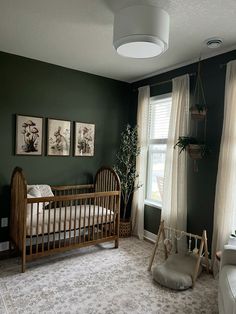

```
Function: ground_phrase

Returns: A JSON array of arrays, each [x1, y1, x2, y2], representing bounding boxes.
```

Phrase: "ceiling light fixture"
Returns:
[[206, 38, 223, 49], [113, 5, 170, 59]]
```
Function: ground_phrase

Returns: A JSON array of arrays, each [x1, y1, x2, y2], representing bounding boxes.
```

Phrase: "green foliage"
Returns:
[[174, 136, 209, 157], [174, 136, 198, 154], [114, 124, 141, 220], [193, 104, 207, 113]]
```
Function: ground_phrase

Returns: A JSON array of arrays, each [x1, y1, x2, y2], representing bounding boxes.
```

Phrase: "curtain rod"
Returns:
[[132, 72, 196, 92]]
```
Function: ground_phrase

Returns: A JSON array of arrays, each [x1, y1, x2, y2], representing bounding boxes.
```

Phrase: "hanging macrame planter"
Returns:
[[174, 61, 209, 172], [187, 144, 206, 159], [174, 136, 207, 159], [190, 60, 209, 171], [190, 61, 207, 121]]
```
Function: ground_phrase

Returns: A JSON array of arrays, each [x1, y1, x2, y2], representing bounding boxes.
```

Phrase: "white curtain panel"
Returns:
[[212, 60, 236, 263], [162, 74, 190, 235], [131, 85, 150, 240]]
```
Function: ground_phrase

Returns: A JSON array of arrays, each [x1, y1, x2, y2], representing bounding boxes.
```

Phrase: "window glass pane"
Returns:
[[149, 97, 171, 140], [147, 144, 166, 203]]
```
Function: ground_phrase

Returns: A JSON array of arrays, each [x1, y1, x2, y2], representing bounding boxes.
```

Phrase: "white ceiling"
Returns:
[[0, 0, 236, 83]]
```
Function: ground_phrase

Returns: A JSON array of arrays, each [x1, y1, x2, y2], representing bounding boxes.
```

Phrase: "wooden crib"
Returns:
[[10, 166, 121, 272]]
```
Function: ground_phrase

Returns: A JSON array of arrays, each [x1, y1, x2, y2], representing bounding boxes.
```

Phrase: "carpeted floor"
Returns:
[[0, 237, 218, 314]]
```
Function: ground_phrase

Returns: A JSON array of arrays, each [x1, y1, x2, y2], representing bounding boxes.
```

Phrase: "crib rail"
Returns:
[[26, 191, 120, 261], [51, 184, 94, 196]]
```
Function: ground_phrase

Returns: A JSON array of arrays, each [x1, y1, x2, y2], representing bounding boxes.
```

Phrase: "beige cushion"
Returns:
[[27, 185, 41, 197], [153, 253, 202, 290], [27, 184, 54, 206], [27, 194, 43, 216]]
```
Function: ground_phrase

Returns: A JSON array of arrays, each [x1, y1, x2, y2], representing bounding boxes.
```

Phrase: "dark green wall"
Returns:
[[1, 49, 236, 248], [133, 50, 236, 247], [0, 52, 131, 242]]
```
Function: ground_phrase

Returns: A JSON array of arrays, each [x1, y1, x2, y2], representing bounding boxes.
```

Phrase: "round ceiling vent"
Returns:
[[206, 38, 223, 49]]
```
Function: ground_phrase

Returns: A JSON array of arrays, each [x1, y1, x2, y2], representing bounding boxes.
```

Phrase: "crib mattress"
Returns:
[[26, 205, 114, 236]]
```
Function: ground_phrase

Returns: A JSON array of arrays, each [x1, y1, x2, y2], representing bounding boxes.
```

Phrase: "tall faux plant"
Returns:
[[114, 124, 142, 220]]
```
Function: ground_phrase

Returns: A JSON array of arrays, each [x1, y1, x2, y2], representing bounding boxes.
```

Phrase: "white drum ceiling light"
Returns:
[[113, 5, 170, 59]]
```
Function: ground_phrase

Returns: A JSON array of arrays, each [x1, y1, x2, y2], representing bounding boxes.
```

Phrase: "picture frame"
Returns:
[[15, 114, 43, 156], [47, 118, 71, 156], [74, 122, 95, 157]]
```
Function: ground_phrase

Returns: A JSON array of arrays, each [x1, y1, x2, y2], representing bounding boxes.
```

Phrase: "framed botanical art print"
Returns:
[[16, 115, 43, 155], [47, 119, 71, 156], [74, 122, 95, 156]]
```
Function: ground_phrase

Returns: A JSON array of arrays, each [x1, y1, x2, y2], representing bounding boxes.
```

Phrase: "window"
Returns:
[[146, 93, 172, 206]]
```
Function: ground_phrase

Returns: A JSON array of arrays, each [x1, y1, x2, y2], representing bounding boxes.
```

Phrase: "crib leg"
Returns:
[[22, 262, 25, 273], [115, 239, 119, 248], [21, 253, 26, 273], [21, 242, 26, 273]]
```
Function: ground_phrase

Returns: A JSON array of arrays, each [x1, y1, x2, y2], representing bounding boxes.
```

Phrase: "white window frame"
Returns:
[[145, 93, 172, 208]]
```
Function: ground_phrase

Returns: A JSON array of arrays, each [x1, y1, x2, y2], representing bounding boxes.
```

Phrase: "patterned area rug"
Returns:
[[0, 237, 218, 314]]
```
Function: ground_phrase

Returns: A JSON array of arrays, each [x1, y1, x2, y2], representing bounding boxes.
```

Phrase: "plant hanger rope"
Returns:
[[193, 58, 207, 143]]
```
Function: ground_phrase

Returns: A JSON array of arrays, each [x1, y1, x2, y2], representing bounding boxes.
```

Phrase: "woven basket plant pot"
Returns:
[[190, 107, 207, 120], [187, 144, 204, 159], [119, 219, 131, 238]]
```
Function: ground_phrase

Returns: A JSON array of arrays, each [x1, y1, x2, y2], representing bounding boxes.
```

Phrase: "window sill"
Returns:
[[144, 199, 162, 210]]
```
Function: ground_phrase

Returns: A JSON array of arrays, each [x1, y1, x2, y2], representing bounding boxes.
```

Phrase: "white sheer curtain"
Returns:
[[162, 74, 190, 233], [131, 85, 150, 239], [212, 60, 236, 262]]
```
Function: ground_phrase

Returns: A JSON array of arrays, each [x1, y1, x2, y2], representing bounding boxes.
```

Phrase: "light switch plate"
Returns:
[[1, 217, 8, 228], [0, 241, 9, 252]]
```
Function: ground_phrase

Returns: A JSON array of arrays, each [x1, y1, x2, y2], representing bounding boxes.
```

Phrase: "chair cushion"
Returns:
[[152, 253, 202, 290]]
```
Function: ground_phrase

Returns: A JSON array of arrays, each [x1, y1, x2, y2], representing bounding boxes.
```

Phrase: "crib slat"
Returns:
[[36, 202, 40, 254], [79, 199, 82, 243], [64, 202, 67, 247], [92, 201, 95, 241], [69, 200, 72, 245], [111, 195, 115, 235], [74, 200, 77, 244], [101, 196, 104, 238], [104, 195, 108, 238], [88, 198, 91, 241], [97, 197, 100, 240], [47, 202, 51, 251], [42, 202, 45, 253], [30, 203, 33, 256], [99, 172, 102, 191], [109, 195, 112, 236], [59, 201, 62, 248], [53, 201, 56, 249], [83, 198, 87, 243], [106, 170, 109, 190], [108, 170, 111, 191]]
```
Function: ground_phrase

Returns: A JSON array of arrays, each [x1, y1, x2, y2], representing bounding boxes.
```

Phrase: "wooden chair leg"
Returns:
[[203, 230, 210, 273], [115, 238, 119, 248], [192, 233, 205, 287], [148, 220, 164, 271]]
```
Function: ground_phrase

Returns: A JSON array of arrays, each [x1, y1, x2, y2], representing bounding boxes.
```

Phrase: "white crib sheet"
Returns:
[[26, 205, 114, 236]]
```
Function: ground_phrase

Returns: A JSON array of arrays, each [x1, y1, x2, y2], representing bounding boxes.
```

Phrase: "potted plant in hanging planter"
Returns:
[[174, 136, 208, 159], [191, 60, 207, 120], [190, 104, 207, 120], [114, 124, 142, 238]]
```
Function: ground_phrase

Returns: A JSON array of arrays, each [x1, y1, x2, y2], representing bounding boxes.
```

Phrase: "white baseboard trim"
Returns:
[[144, 230, 157, 243], [0, 241, 9, 252]]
